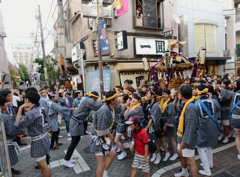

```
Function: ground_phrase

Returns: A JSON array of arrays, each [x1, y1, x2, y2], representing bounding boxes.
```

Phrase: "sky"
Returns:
[[0, 0, 56, 65]]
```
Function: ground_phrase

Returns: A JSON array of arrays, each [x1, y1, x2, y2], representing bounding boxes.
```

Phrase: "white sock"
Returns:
[[182, 167, 187, 173], [103, 170, 108, 175], [237, 154, 240, 160]]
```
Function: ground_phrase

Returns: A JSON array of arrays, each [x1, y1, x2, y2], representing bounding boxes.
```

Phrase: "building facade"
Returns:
[[178, 0, 231, 75], [53, 0, 177, 92], [0, 3, 10, 87]]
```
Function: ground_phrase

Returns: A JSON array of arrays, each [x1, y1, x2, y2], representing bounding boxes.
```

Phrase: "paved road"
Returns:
[[15, 124, 240, 177]]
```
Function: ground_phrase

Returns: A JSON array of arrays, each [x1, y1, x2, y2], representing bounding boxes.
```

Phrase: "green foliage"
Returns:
[[18, 63, 29, 81], [34, 55, 59, 85]]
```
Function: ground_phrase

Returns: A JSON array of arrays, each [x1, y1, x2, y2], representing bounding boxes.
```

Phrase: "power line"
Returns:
[[43, 0, 54, 31]]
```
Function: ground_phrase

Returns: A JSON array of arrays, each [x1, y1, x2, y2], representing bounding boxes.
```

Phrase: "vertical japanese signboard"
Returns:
[[88, 69, 111, 94], [98, 20, 110, 54], [116, 0, 128, 17]]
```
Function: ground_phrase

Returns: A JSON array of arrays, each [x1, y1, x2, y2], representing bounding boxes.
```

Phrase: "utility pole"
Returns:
[[38, 5, 48, 85], [96, 0, 104, 95]]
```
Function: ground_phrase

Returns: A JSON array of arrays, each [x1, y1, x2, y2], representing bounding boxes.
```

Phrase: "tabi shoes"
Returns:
[[63, 160, 76, 168], [150, 152, 157, 162], [199, 170, 212, 176], [163, 152, 170, 162], [218, 133, 224, 141], [169, 153, 179, 161], [222, 136, 229, 143], [154, 153, 161, 164], [117, 151, 127, 160]]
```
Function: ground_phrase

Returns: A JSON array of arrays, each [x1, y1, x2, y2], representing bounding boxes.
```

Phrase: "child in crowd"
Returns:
[[126, 115, 150, 177]]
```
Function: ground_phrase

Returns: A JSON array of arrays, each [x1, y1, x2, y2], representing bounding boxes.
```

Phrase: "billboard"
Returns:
[[88, 69, 111, 94], [116, 0, 128, 17], [98, 20, 110, 54]]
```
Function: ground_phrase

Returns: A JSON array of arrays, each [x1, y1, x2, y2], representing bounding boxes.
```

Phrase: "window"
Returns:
[[236, 3, 240, 23], [134, 0, 163, 29], [194, 24, 218, 53]]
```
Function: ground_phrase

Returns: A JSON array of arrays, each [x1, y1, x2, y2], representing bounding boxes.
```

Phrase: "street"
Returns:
[[15, 122, 240, 177]]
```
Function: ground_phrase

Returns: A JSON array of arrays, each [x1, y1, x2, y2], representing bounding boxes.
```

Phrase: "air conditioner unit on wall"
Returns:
[[66, 43, 73, 58]]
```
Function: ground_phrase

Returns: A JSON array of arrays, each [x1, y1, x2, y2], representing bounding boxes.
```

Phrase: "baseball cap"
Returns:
[[125, 115, 140, 125]]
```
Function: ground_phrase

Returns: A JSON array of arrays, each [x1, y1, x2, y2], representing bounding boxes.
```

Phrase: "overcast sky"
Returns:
[[1, 0, 56, 63]]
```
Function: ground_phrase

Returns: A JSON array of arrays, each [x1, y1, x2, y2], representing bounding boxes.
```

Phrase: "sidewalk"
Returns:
[[15, 125, 240, 177]]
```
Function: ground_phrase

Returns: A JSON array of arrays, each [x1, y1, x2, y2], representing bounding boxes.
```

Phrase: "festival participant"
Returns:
[[48, 93, 74, 151], [63, 91, 103, 168], [58, 89, 72, 136], [218, 79, 232, 143], [0, 90, 27, 146], [195, 85, 221, 176], [220, 80, 240, 160], [72, 90, 84, 108], [114, 94, 128, 160], [123, 79, 134, 90], [124, 93, 144, 121], [0, 95, 25, 175], [14, 91, 51, 177], [126, 115, 150, 177], [160, 89, 178, 162], [145, 87, 163, 164], [90, 91, 119, 177], [114, 86, 123, 95], [175, 84, 200, 177]]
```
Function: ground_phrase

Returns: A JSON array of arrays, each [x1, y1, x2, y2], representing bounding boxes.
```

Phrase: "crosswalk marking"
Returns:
[[64, 149, 90, 174]]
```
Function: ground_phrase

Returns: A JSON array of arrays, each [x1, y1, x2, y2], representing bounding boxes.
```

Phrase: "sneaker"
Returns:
[[222, 136, 229, 143], [169, 153, 179, 161], [150, 152, 157, 162], [70, 159, 77, 163], [63, 160, 75, 168], [117, 151, 127, 160], [174, 170, 189, 177], [154, 153, 161, 164], [199, 170, 211, 176], [218, 133, 224, 141], [163, 152, 170, 162], [67, 133, 71, 137]]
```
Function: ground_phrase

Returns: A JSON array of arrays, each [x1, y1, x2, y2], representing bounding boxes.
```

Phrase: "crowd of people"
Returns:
[[1, 72, 240, 177]]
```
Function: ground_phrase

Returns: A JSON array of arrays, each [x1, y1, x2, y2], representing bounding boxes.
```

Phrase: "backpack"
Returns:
[[148, 135, 157, 153]]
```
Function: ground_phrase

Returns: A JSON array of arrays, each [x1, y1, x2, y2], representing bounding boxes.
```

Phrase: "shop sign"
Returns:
[[117, 30, 128, 50], [134, 37, 169, 55], [116, 0, 128, 17], [88, 69, 111, 94], [98, 20, 110, 54]]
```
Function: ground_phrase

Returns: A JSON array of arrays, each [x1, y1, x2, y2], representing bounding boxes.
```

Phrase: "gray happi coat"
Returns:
[[220, 89, 240, 129], [126, 105, 144, 120], [71, 97, 103, 136], [90, 104, 115, 153], [115, 104, 126, 134], [39, 97, 50, 130], [162, 102, 176, 127], [178, 102, 200, 150], [2, 113, 25, 166], [196, 96, 220, 148], [15, 106, 50, 158], [48, 100, 72, 132]]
